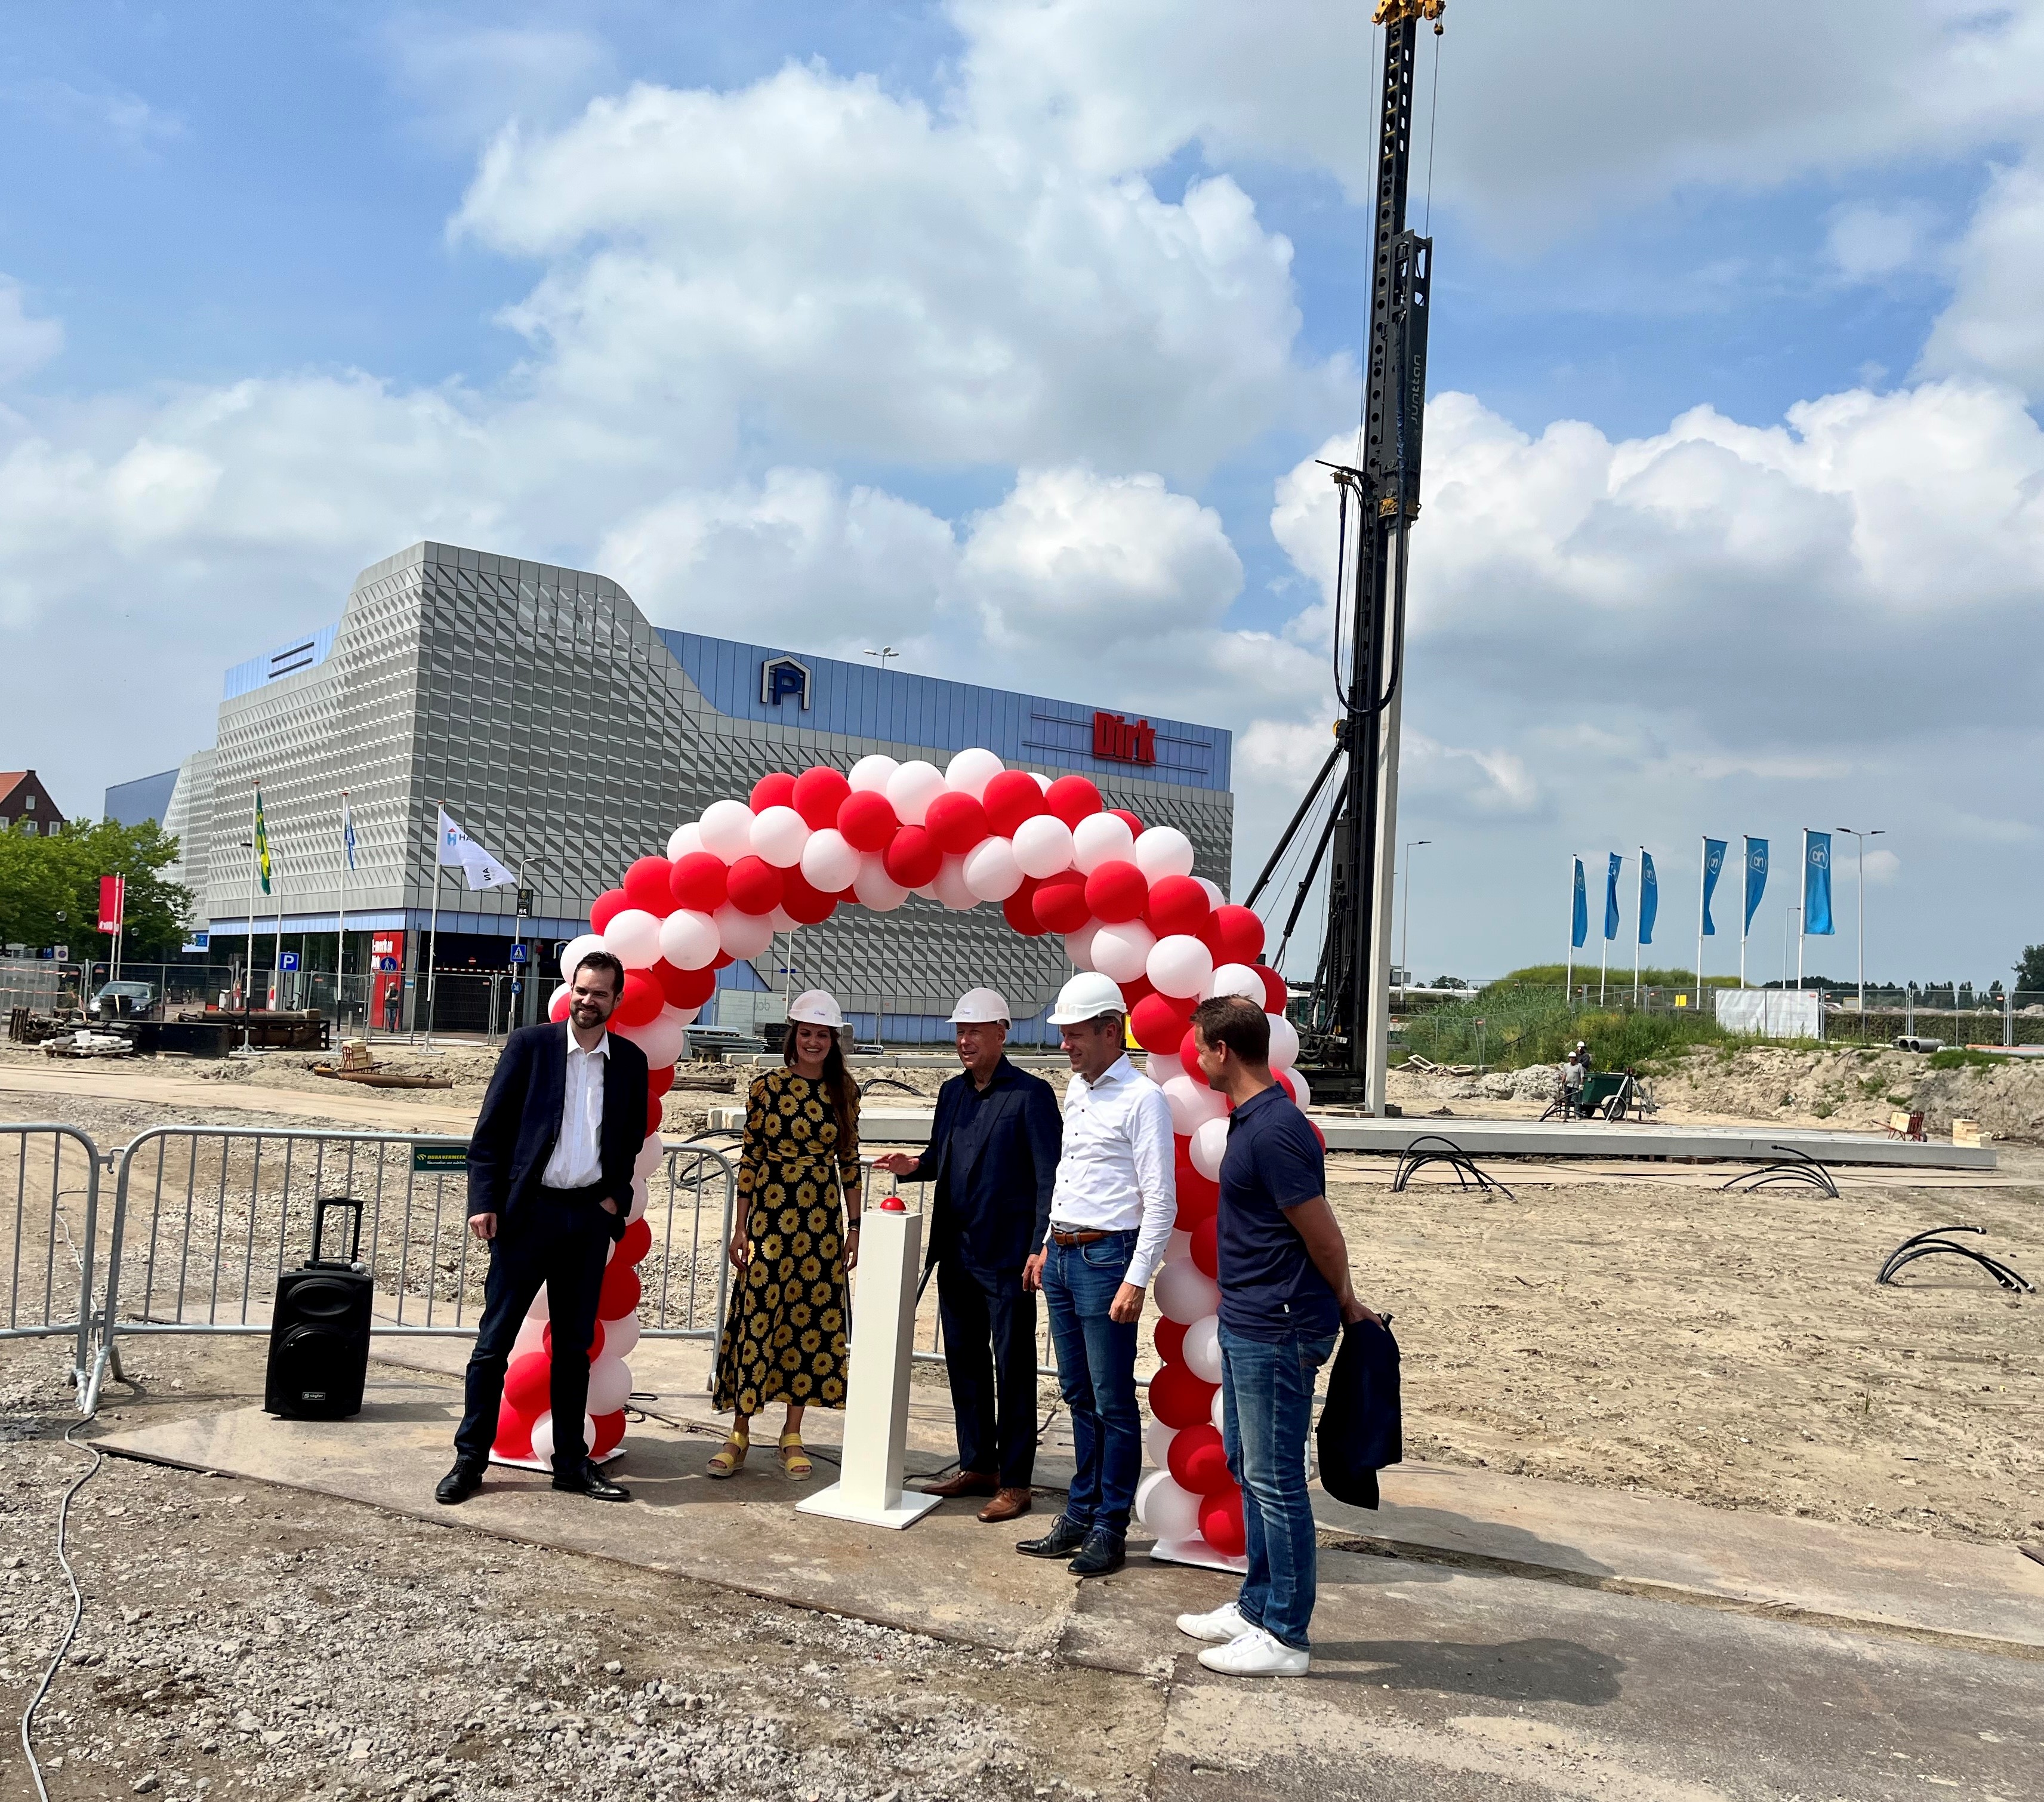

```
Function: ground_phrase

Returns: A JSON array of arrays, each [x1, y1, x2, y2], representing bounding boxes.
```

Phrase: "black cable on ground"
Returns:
[[19, 1413, 104, 1802]]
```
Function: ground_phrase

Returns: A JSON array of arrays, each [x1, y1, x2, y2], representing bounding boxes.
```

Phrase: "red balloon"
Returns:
[[837, 788, 899, 852], [1044, 775, 1104, 827], [545, 1318, 605, 1361], [1253, 963, 1288, 1014], [1109, 808, 1145, 835], [882, 824, 943, 888], [616, 1216, 653, 1267], [1003, 879, 1048, 937], [1154, 1317, 1188, 1366], [1176, 1023, 1204, 1073], [591, 1410, 628, 1458], [622, 856, 674, 917], [1309, 1119, 1327, 1150], [750, 772, 797, 812], [1031, 870, 1092, 934], [982, 770, 1047, 836], [645, 1094, 665, 1136], [725, 854, 785, 916], [1198, 1487, 1247, 1555], [791, 765, 851, 829], [1190, 1215, 1218, 1279], [548, 987, 572, 1023], [589, 888, 628, 934], [1205, 904, 1266, 965], [656, 960, 716, 1009], [1130, 991, 1194, 1054], [504, 1350, 551, 1417], [614, 969, 664, 1028], [599, 1261, 642, 1319], [1084, 859, 1148, 925], [647, 1065, 675, 1100], [669, 851, 730, 912], [1145, 874, 1211, 938], [780, 868, 838, 926], [1174, 1179, 1219, 1233], [492, 1401, 535, 1461], [1169, 1423, 1232, 1495], [1120, 971, 1156, 1009], [924, 791, 990, 855], [1276, 1068, 1304, 1107], [1149, 1361, 1219, 1430], [711, 950, 734, 969]]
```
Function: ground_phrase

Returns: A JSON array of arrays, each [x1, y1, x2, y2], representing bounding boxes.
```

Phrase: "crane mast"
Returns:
[[1246, 0, 1439, 1108]]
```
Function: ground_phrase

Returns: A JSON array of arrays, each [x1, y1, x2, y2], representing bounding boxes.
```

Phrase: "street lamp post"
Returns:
[[1835, 826, 1884, 1023], [864, 647, 900, 673], [1399, 839, 1431, 1002]]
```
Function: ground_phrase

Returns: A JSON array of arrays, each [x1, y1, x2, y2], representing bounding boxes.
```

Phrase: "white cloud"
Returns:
[[377, 17, 619, 148], [7, 78, 183, 155], [0, 279, 63, 385], [1919, 154, 2044, 395], [1824, 201, 1935, 281]]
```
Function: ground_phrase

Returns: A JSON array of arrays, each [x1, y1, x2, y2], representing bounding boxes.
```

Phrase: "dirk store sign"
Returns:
[[1092, 711, 1158, 766]]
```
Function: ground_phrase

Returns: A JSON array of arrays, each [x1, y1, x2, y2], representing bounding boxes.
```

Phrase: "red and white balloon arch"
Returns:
[[495, 746, 1309, 1566]]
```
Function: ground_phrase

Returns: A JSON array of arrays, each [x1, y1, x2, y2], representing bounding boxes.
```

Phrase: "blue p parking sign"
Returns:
[[279, 951, 300, 972]]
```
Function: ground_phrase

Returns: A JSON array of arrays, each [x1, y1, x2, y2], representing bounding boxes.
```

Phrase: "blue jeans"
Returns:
[[1220, 1322, 1337, 1652], [1042, 1231, 1140, 1536]]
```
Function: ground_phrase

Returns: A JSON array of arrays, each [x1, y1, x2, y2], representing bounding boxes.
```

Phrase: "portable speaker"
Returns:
[[264, 1197, 374, 1420]]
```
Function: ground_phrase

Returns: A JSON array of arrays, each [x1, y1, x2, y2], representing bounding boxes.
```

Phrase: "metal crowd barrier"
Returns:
[[2, 1124, 102, 1403]]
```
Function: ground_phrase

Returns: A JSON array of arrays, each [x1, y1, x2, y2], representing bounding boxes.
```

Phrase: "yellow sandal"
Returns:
[[707, 1426, 748, 1478], [777, 1431, 813, 1480]]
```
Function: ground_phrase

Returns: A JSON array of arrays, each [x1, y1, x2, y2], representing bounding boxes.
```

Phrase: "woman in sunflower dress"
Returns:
[[709, 990, 861, 1478]]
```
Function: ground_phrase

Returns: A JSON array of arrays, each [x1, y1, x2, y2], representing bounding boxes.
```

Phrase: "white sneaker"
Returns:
[[1176, 1600, 1249, 1643], [1196, 1626, 1311, 1678]]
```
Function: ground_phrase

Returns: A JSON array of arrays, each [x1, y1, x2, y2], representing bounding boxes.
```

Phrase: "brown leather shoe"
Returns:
[[919, 1470, 998, 1499], [978, 1486, 1032, 1523]]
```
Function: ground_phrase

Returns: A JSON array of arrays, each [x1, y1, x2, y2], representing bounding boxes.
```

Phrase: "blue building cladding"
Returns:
[[103, 768, 178, 827], [658, 630, 1231, 793], [224, 622, 340, 700]]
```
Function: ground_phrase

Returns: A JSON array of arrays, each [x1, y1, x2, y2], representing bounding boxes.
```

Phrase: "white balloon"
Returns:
[[1143, 1416, 1180, 1470], [511, 1314, 546, 1360], [1031, 771, 1053, 792], [627, 1175, 649, 1223], [962, 836, 1024, 901], [1155, 1256, 1222, 1325], [526, 1286, 550, 1322], [557, 931, 606, 982], [1282, 1066, 1313, 1111], [1135, 1470, 1203, 1542], [1148, 934, 1214, 1000], [1161, 1073, 1226, 1136], [848, 753, 899, 793], [633, 1133, 665, 1180], [1090, 920, 1157, 983], [800, 827, 861, 894], [587, 1354, 633, 1417], [1195, 877, 1226, 907], [1203, 962, 1265, 1003], [716, 904, 774, 958], [1266, 1012, 1300, 1071], [1012, 813, 1076, 879], [749, 804, 809, 868], [666, 821, 704, 862], [1145, 1050, 1185, 1086], [1063, 921, 1101, 972], [604, 908, 664, 971], [615, 1005, 689, 1070], [658, 908, 720, 971], [698, 798, 754, 861], [1211, 1386, 1227, 1431], [932, 854, 979, 910], [1134, 825, 1196, 882], [1072, 811, 1136, 874], [528, 1410, 596, 1467], [602, 1313, 642, 1359], [885, 759, 947, 825], [1190, 1115, 1231, 1181], [945, 747, 1004, 799], [1183, 1316, 1223, 1384], [765, 905, 800, 932], [853, 854, 910, 911], [545, 982, 570, 1019]]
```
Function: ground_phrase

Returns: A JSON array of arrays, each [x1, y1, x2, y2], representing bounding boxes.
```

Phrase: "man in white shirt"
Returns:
[[1017, 972, 1176, 1576]]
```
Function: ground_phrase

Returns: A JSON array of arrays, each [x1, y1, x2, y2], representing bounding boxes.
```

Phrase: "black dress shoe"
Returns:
[[552, 1460, 631, 1502], [1068, 1529, 1126, 1578], [1016, 1515, 1089, 1558], [435, 1462, 485, 1506]]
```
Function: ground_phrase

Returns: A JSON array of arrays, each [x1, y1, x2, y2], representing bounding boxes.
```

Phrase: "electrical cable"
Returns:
[[1423, 27, 1442, 236]]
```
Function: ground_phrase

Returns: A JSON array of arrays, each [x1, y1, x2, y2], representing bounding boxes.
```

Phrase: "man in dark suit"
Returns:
[[437, 949, 649, 1505], [873, 987, 1060, 1522]]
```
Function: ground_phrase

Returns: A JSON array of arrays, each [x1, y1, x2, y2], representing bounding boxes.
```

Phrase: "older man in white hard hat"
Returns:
[[1013, 971, 1175, 1578], [874, 987, 1061, 1523]]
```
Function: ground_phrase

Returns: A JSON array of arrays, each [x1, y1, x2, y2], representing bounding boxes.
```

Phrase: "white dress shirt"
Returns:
[[541, 1022, 610, 1189], [1047, 1054, 1177, 1289]]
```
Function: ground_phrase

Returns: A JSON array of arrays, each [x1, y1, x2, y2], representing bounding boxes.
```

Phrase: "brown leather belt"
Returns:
[[1049, 1227, 1112, 1247]]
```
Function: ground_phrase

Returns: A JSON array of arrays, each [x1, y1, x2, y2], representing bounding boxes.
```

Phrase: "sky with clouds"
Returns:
[[2, 0, 2040, 984]]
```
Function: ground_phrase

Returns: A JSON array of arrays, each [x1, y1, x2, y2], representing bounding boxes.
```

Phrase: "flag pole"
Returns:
[[338, 790, 349, 1033], [1599, 856, 1610, 1009], [245, 782, 258, 1047], [1796, 828, 1806, 994], [1564, 855, 1576, 1009], [273, 832, 284, 1011], [426, 804, 443, 1049], [1695, 836, 1706, 1012], [1739, 837, 1748, 990], [1633, 847, 1644, 1008]]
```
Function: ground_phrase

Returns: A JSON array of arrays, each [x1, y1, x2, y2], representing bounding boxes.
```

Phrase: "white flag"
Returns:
[[436, 807, 517, 892]]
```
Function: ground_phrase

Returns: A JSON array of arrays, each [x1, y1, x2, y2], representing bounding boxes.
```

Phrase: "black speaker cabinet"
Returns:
[[264, 1197, 373, 1420]]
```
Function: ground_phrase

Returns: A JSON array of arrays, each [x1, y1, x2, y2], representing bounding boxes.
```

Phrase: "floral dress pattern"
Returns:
[[713, 1067, 858, 1415]]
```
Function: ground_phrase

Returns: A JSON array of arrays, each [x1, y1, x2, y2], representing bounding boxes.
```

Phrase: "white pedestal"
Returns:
[[1149, 1536, 1248, 1575], [796, 1203, 941, 1531]]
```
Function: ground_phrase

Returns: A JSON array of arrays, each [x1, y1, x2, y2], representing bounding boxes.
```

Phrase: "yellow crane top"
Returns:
[[1373, 0, 1447, 28]]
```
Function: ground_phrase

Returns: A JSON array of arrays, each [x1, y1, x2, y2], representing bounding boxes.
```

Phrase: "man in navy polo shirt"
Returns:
[[1176, 994, 1375, 1677]]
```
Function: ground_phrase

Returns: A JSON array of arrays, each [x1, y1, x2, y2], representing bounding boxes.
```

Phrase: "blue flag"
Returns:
[[342, 795, 357, 871], [1639, 852, 1658, 945], [1604, 852, 1623, 942], [1701, 837, 1727, 937], [1571, 858, 1588, 950], [1743, 837, 1768, 935], [1803, 830, 1835, 935]]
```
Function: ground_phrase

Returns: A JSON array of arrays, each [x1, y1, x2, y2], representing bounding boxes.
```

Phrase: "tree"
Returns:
[[0, 819, 193, 960], [2016, 945, 2044, 996]]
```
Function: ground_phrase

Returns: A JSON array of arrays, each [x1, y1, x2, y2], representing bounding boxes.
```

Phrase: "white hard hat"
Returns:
[[1047, 971, 1127, 1026], [948, 987, 1012, 1025], [787, 989, 846, 1028]]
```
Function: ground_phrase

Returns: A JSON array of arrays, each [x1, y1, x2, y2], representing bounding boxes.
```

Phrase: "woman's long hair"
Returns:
[[781, 1019, 860, 1140]]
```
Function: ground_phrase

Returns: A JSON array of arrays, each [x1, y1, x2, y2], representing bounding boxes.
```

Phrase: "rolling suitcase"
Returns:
[[264, 1196, 374, 1419]]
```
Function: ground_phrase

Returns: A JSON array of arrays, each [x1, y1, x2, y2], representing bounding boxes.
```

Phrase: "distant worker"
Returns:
[[1561, 1045, 1586, 1119], [873, 987, 1062, 1523]]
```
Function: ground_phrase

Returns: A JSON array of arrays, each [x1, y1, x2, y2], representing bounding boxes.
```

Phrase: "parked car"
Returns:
[[88, 981, 158, 1020]]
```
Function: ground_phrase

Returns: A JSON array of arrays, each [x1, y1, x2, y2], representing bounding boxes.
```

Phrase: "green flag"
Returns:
[[254, 787, 272, 894]]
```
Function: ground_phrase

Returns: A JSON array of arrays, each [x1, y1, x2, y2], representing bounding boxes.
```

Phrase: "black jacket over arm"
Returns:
[[467, 1022, 650, 1240], [910, 1058, 1062, 1277]]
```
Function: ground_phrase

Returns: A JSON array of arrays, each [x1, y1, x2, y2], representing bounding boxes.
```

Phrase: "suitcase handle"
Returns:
[[309, 1196, 365, 1267]]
